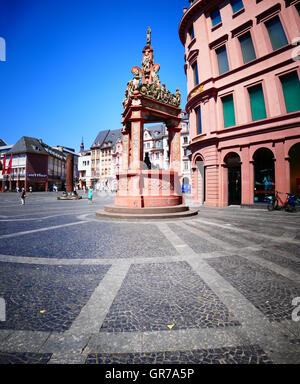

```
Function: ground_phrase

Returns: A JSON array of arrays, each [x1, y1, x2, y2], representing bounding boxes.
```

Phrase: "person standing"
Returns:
[[88, 187, 93, 203], [20, 188, 26, 205]]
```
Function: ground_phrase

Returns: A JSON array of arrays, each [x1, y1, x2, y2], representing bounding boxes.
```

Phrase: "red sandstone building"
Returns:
[[1, 136, 73, 192], [180, 0, 300, 207]]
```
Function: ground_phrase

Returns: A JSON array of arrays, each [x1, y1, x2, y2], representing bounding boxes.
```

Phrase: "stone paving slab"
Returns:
[[167, 223, 223, 253], [0, 331, 51, 353]]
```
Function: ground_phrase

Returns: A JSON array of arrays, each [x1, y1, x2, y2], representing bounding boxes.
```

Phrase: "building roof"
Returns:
[[105, 129, 122, 145], [91, 130, 110, 148], [91, 129, 122, 149], [145, 124, 166, 139], [0, 139, 7, 147], [7, 136, 49, 156], [41, 142, 66, 160], [51, 145, 79, 157], [7, 137, 67, 161], [0, 145, 13, 153]]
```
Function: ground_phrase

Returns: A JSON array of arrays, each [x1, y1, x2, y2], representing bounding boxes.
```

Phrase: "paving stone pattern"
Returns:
[[207, 255, 300, 322], [0, 192, 299, 364], [0, 351, 52, 364], [100, 262, 240, 333], [0, 262, 110, 331], [86, 345, 272, 364], [0, 221, 176, 259]]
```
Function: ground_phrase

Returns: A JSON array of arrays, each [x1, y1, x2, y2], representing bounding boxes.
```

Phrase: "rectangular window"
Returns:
[[248, 84, 267, 121], [196, 106, 202, 134], [188, 25, 194, 40], [216, 45, 229, 74], [192, 62, 199, 86], [239, 32, 256, 64], [221, 94, 236, 128], [231, 0, 244, 13], [211, 8, 222, 27], [265, 16, 288, 51], [280, 71, 300, 113]]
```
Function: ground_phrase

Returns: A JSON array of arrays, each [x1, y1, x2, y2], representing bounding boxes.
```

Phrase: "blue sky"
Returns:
[[0, 0, 189, 151]]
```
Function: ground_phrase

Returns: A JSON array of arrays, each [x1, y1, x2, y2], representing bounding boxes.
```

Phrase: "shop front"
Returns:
[[253, 148, 275, 204], [27, 173, 48, 191]]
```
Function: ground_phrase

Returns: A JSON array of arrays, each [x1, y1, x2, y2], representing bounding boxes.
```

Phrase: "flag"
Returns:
[[7, 155, 12, 175], [1, 154, 6, 175]]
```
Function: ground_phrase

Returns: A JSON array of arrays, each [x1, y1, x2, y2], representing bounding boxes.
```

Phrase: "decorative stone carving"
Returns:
[[132, 99, 141, 106], [188, 84, 204, 101], [122, 29, 181, 108], [147, 26, 151, 46]]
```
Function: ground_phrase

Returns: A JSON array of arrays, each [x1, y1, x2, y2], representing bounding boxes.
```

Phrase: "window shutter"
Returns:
[[265, 16, 288, 51], [222, 95, 236, 128], [248, 84, 267, 121], [239, 32, 256, 64], [216, 46, 229, 74], [280, 72, 300, 113]]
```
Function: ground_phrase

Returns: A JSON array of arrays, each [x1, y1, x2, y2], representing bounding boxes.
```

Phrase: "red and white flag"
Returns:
[[1, 154, 6, 175], [7, 155, 12, 175]]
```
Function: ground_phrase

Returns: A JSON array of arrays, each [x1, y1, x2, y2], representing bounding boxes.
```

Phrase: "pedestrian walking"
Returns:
[[29, 186, 32, 193], [88, 187, 93, 203], [20, 188, 26, 205]]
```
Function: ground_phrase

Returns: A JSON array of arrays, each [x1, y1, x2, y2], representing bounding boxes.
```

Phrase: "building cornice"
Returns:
[[179, 0, 222, 45], [188, 112, 300, 152]]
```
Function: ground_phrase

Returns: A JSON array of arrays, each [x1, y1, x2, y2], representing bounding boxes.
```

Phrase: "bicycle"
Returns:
[[266, 190, 297, 212]]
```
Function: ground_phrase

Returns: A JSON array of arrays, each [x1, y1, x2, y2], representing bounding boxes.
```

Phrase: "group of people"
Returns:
[[1, 184, 94, 205], [15, 186, 32, 193]]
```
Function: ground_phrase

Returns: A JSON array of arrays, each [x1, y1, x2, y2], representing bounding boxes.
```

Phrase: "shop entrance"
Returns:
[[253, 148, 275, 203], [196, 158, 205, 204], [225, 153, 241, 205], [289, 143, 300, 194]]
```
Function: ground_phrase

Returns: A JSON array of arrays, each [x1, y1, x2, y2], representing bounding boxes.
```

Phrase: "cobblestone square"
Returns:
[[0, 192, 299, 364]]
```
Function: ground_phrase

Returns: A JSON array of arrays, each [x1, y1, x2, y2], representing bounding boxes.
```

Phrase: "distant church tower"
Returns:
[[80, 137, 84, 153]]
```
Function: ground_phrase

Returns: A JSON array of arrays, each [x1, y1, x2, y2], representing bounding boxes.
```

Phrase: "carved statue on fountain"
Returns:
[[122, 28, 181, 108]]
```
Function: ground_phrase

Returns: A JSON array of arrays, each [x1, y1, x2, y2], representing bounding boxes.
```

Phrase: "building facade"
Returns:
[[179, 0, 300, 206], [0, 136, 79, 192], [78, 150, 92, 189], [142, 114, 192, 189], [144, 124, 166, 170], [90, 129, 123, 191], [180, 111, 192, 192], [143, 116, 192, 192]]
